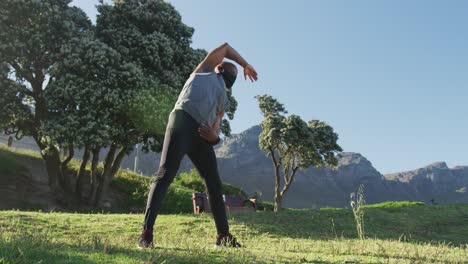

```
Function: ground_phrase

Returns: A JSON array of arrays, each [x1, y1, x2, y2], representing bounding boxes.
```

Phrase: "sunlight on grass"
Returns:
[[0, 206, 467, 263]]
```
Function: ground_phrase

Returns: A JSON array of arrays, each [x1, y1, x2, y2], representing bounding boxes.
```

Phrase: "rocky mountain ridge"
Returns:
[[124, 125, 467, 207]]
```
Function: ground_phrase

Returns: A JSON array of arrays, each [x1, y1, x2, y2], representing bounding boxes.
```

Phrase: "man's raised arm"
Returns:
[[195, 42, 248, 73], [194, 43, 258, 82]]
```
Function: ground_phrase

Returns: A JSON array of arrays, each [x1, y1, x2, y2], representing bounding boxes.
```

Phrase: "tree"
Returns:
[[0, 0, 92, 202], [0, 0, 239, 207], [255, 94, 343, 211], [44, 32, 147, 205], [73, 0, 238, 206], [95, 0, 238, 136]]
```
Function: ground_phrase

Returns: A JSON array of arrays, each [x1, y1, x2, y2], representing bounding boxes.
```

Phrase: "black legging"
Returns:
[[143, 109, 229, 235]]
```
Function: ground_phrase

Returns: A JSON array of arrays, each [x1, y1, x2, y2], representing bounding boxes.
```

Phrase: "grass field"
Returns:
[[1, 203, 467, 263]]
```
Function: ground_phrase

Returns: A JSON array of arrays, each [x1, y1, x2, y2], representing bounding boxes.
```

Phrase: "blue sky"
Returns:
[[72, 0, 468, 174]]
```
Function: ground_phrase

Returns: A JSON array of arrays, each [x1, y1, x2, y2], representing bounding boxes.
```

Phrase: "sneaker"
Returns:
[[137, 229, 153, 249], [215, 233, 241, 248]]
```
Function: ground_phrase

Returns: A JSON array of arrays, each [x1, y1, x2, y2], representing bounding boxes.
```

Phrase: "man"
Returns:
[[138, 42, 258, 249]]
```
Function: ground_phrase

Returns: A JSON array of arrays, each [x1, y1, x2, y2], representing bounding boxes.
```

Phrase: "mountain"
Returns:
[[2, 126, 467, 208], [123, 125, 468, 207], [384, 162, 468, 204]]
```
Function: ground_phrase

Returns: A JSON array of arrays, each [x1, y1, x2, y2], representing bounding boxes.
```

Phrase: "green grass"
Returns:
[[0, 146, 30, 175], [364, 201, 426, 208], [1, 204, 467, 263], [0, 145, 42, 159], [1, 145, 467, 263]]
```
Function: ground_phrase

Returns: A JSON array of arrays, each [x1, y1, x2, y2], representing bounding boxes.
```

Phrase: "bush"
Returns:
[[160, 185, 194, 214], [111, 169, 194, 214], [174, 169, 246, 196], [112, 168, 252, 214], [257, 201, 275, 211], [173, 169, 205, 192], [112, 169, 152, 206]]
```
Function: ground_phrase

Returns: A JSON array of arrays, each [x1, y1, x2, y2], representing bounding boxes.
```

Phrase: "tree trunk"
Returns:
[[90, 144, 118, 206], [88, 147, 101, 205], [94, 145, 126, 207], [42, 147, 75, 205], [93, 143, 116, 206], [23, 64, 76, 206], [280, 167, 299, 200], [274, 171, 282, 212], [270, 148, 282, 212], [42, 152, 62, 197], [75, 146, 90, 202], [274, 194, 282, 212], [60, 145, 75, 192], [7, 136, 13, 147]]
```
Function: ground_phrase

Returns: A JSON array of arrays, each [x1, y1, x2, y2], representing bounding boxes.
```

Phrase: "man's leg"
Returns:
[[187, 142, 229, 236], [143, 114, 192, 231]]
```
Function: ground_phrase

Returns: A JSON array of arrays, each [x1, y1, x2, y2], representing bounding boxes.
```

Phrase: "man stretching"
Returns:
[[138, 43, 258, 248]]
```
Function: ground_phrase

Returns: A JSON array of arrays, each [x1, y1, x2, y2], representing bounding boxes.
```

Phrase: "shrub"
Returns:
[[173, 169, 205, 192], [111, 169, 194, 214], [112, 168, 248, 214], [160, 185, 193, 214], [257, 201, 275, 211], [174, 169, 246, 196], [222, 182, 247, 197]]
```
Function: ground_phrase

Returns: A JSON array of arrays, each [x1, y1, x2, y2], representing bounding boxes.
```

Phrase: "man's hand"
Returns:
[[198, 122, 220, 144], [244, 64, 258, 82]]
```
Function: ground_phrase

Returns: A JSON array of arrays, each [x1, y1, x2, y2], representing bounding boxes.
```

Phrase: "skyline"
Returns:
[[71, 0, 468, 174]]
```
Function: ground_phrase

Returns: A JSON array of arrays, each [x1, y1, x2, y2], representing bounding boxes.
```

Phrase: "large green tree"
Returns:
[[0, 0, 238, 207], [255, 94, 343, 211], [43, 32, 148, 205], [95, 0, 237, 137], [74, 0, 238, 206], [0, 0, 92, 202]]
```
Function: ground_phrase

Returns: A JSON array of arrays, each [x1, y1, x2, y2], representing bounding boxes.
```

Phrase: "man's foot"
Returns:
[[137, 229, 153, 249], [215, 233, 241, 248]]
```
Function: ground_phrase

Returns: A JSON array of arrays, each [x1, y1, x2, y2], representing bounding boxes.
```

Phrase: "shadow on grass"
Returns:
[[229, 204, 468, 246], [0, 235, 303, 264], [0, 229, 456, 264]]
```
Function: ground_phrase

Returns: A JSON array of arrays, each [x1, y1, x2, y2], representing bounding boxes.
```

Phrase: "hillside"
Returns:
[[0, 203, 467, 263], [2, 127, 468, 208], [0, 146, 244, 213]]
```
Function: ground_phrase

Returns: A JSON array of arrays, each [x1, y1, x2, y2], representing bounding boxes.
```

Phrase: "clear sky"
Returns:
[[72, 0, 468, 174]]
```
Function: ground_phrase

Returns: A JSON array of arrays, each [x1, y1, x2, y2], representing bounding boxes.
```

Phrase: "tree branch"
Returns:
[[283, 162, 290, 187], [269, 147, 280, 169], [10, 61, 33, 83], [102, 143, 117, 176], [61, 145, 74, 168], [280, 166, 299, 197], [88, 146, 101, 204], [75, 146, 91, 195], [110, 146, 127, 177]]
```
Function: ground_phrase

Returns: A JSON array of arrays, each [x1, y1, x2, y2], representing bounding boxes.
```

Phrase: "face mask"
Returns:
[[219, 68, 237, 89]]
